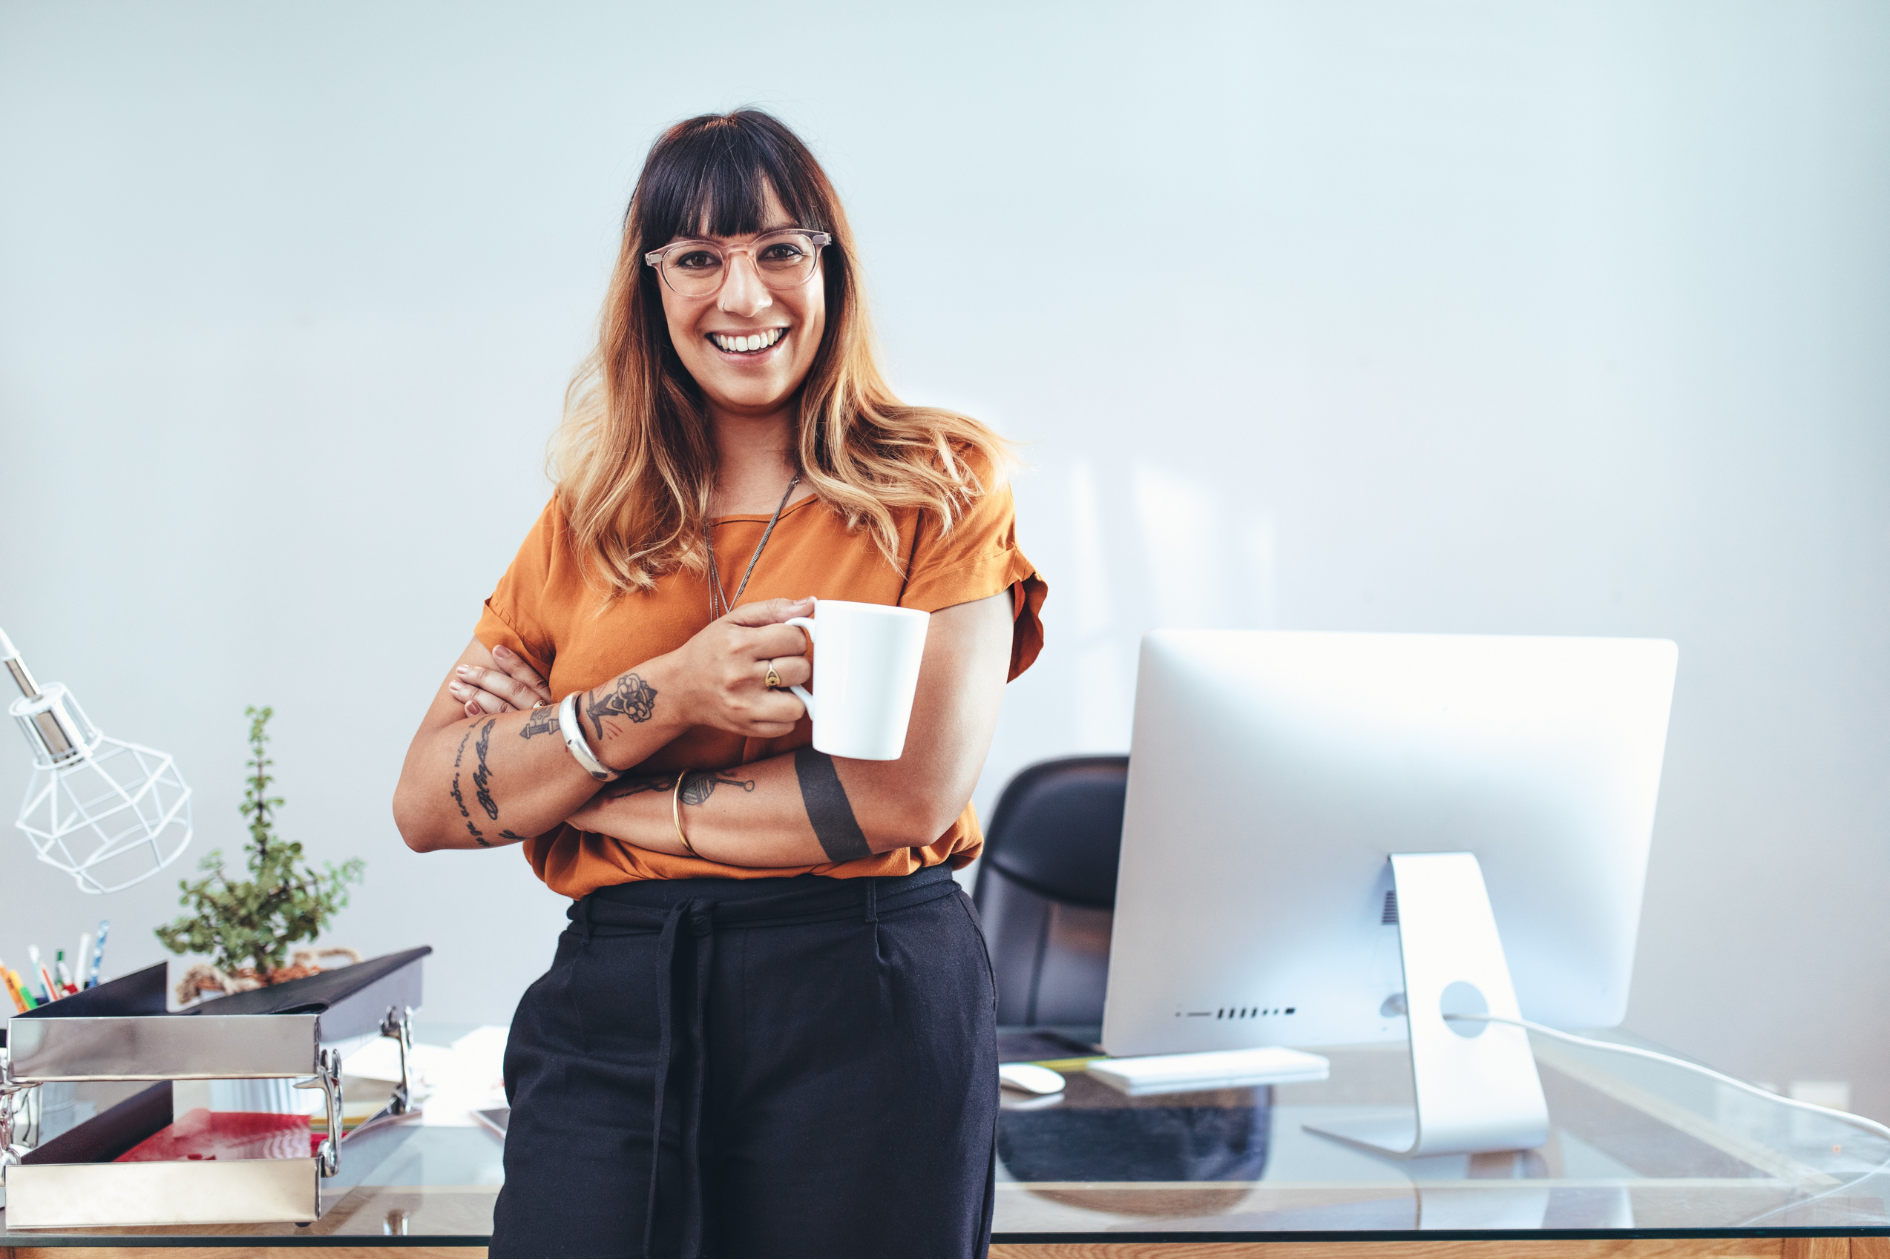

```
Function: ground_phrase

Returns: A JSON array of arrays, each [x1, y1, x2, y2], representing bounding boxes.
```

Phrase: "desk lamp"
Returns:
[[3, 626, 192, 893]]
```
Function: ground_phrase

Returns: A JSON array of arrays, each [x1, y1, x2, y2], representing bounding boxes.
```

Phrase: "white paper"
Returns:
[[411, 1025, 510, 1126]]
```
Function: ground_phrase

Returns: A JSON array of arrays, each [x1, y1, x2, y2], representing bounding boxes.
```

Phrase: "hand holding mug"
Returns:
[[667, 597, 815, 739]]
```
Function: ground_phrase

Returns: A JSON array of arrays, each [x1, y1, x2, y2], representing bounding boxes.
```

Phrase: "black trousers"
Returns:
[[489, 865, 999, 1259]]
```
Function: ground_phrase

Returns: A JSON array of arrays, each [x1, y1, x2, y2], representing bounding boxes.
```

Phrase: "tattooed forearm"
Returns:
[[793, 748, 870, 862], [471, 719, 499, 820], [519, 705, 560, 740], [586, 672, 658, 742], [680, 769, 756, 807]]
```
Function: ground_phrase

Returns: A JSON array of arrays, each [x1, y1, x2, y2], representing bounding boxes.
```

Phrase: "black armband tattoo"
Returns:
[[793, 748, 870, 862], [587, 673, 658, 742]]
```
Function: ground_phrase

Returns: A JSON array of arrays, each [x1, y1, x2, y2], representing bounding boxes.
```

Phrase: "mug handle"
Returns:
[[784, 616, 816, 721]]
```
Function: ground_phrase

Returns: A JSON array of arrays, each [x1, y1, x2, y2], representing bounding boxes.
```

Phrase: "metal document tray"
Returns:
[[1, 947, 430, 1230]]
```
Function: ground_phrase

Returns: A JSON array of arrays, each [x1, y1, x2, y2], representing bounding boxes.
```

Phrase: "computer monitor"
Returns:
[[1100, 630, 1677, 1156]]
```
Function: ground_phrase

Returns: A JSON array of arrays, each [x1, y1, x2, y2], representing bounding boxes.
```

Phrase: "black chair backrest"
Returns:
[[973, 756, 1128, 1027]]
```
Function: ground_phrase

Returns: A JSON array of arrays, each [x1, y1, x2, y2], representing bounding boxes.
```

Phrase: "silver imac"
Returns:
[[1101, 630, 1677, 1157]]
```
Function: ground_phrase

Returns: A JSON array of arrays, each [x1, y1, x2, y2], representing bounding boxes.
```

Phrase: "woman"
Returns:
[[392, 109, 1045, 1259]]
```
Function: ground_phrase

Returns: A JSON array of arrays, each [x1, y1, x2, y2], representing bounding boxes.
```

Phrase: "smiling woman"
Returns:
[[389, 109, 1045, 1259]]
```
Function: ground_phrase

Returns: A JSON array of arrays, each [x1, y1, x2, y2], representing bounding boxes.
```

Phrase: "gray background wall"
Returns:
[[2, 2, 1885, 1117]]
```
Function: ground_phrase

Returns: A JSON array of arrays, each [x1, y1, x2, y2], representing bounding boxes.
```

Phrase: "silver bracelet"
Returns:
[[558, 691, 618, 782]]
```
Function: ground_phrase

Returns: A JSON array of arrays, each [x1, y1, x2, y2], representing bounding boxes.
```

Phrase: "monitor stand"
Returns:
[[1304, 851, 1550, 1158]]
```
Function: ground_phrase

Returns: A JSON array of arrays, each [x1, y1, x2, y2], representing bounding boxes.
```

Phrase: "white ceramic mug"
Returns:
[[784, 599, 930, 761]]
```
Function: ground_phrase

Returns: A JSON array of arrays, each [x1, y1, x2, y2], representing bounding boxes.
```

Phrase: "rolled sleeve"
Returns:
[[897, 471, 1047, 680]]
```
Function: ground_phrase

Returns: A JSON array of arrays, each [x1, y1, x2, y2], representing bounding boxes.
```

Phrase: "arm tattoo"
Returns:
[[498, 829, 532, 842], [519, 705, 560, 740], [471, 719, 500, 820], [793, 748, 870, 862], [600, 769, 754, 805], [680, 769, 755, 807], [447, 725, 490, 847], [587, 672, 657, 742], [603, 773, 679, 800]]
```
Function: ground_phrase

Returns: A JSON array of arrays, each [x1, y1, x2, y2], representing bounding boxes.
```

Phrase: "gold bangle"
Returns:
[[671, 771, 699, 858]]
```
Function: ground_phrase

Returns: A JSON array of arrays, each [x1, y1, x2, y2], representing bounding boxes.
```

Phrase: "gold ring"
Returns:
[[764, 662, 783, 689]]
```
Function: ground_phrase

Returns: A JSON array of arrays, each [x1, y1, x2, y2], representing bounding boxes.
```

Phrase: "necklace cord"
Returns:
[[707, 474, 801, 620]]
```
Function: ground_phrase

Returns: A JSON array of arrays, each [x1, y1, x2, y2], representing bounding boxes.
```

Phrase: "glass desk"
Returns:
[[3, 1027, 1886, 1258]]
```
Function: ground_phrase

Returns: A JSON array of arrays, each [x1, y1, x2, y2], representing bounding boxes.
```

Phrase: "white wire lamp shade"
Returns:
[[3, 626, 192, 894]]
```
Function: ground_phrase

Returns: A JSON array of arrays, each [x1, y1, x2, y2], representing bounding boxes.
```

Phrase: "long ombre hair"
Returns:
[[551, 109, 1009, 597]]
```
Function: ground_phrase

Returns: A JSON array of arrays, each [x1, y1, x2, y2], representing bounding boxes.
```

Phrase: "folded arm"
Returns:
[[392, 591, 1014, 863], [562, 591, 1014, 865], [393, 596, 816, 851], [390, 643, 678, 852]]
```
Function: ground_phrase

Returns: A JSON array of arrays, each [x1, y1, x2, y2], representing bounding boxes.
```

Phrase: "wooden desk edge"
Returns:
[[991, 1236, 1890, 1259]]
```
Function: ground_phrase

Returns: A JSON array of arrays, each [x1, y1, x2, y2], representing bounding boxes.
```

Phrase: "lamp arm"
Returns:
[[0, 625, 43, 702]]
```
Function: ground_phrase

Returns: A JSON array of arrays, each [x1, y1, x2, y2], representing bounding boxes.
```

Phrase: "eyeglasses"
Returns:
[[644, 228, 832, 298]]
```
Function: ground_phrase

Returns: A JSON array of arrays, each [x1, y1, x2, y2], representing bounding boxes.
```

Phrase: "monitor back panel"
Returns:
[[1101, 630, 1677, 1058]]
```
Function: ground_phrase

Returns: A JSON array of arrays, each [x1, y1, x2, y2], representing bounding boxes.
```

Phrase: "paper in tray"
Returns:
[[115, 1108, 321, 1163]]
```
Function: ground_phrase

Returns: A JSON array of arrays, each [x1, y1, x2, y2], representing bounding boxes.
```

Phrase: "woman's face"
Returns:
[[658, 190, 827, 422]]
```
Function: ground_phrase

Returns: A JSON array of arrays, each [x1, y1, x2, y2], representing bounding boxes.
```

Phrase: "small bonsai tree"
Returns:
[[157, 706, 365, 981]]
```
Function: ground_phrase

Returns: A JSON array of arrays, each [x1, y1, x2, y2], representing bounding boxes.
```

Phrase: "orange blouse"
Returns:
[[473, 465, 1047, 900]]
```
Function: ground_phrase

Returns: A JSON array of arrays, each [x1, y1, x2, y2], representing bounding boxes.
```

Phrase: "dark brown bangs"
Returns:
[[635, 109, 832, 251]]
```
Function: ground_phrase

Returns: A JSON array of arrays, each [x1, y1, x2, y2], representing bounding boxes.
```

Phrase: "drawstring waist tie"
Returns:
[[569, 866, 960, 1257]]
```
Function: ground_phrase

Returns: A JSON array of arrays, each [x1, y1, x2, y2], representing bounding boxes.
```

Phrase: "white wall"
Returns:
[[3, 2, 1885, 1115]]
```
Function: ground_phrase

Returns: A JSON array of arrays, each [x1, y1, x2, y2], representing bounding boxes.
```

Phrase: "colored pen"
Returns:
[[55, 950, 76, 995], [29, 946, 58, 1003], [77, 933, 92, 988], [12, 970, 38, 1009], [90, 919, 109, 987], [1, 961, 29, 1013]]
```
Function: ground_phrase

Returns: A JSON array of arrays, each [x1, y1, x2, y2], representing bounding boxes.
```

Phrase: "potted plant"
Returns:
[[157, 706, 365, 1004]]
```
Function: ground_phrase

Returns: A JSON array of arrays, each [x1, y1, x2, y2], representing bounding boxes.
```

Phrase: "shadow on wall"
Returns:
[[1056, 459, 1277, 755]]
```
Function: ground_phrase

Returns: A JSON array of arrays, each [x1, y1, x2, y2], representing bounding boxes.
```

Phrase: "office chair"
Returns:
[[973, 755, 1127, 1027], [979, 755, 1276, 1185]]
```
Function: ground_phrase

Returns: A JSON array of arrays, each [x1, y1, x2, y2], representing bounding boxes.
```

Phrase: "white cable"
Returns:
[[1449, 1013, 1890, 1145], [1449, 1012, 1890, 1227]]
